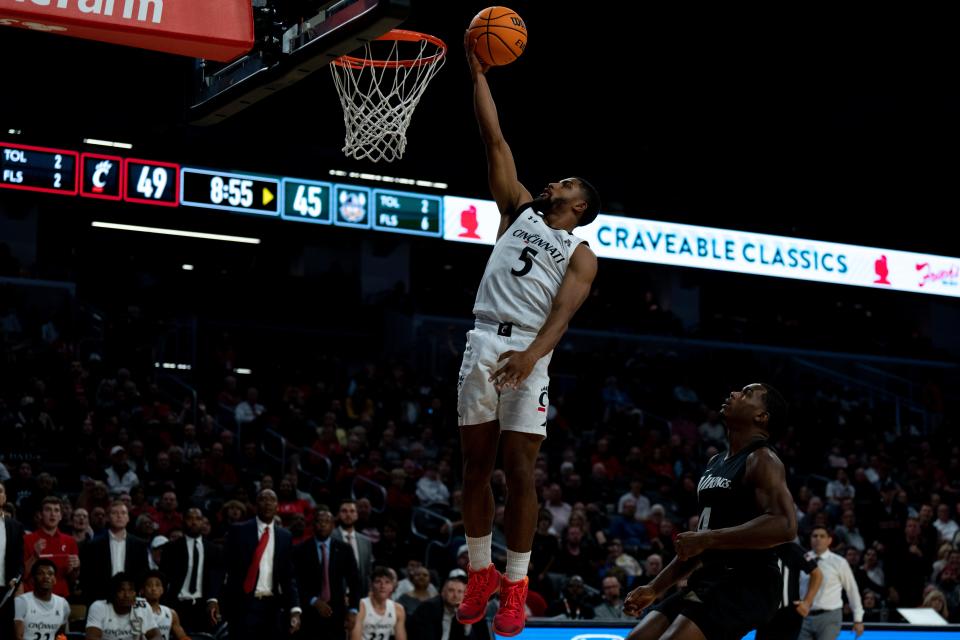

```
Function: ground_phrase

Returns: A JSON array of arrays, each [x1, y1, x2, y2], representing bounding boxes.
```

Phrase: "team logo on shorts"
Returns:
[[538, 386, 549, 426]]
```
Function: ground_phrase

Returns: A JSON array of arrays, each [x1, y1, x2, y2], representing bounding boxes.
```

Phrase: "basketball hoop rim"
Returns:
[[332, 29, 447, 70]]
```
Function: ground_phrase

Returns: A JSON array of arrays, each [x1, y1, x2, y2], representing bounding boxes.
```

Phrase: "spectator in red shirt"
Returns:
[[277, 475, 313, 533], [22, 496, 79, 598], [591, 437, 622, 480], [202, 443, 238, 490], [153, 491, 184, 536]]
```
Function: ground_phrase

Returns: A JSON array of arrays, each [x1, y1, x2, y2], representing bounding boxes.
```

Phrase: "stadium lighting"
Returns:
[[327, 169, 447, 190], [91, 222, 261, 244], [83, 138, 133, 149]]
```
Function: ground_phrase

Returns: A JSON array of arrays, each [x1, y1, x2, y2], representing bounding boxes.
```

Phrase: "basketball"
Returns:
[[468, 6, 527, 66]]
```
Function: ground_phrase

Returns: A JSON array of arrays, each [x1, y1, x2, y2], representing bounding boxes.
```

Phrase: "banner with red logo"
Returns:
[[0, 0, 253, 61], [443, 195, 960, 299]]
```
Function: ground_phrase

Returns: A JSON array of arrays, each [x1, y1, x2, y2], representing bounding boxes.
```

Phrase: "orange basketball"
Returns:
[[468, 6, 527, 66]]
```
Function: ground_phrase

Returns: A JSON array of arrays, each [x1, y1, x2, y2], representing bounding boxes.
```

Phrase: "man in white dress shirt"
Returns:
[[799, 526, 864, 640]]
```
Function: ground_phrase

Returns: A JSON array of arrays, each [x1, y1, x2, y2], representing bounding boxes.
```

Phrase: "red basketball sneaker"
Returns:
[[457, 563, 501, 625], [493, 575, 529, 637]]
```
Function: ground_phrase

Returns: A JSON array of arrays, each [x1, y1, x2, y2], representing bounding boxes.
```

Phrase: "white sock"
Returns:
[[505, 549, 531, 582], [466, 533, 492, 569]]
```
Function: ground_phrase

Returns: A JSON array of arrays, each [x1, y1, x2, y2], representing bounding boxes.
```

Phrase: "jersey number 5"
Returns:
[[511, 247, 538, 277]]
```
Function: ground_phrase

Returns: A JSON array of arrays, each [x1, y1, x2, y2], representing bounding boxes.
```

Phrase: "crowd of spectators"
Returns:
[[1, 280, 958, 637]]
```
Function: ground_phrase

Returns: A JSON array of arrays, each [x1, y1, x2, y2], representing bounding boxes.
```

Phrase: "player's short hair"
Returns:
[[811, 525, 832, 537], [109, 572, 137, 600], [31, 558, 58, 579], [41, 496, 62, 510], [371, 566, 394, 583], [141, 569, 167, 590], [760, 383, 788, 437], [573, 176, 601, 227]]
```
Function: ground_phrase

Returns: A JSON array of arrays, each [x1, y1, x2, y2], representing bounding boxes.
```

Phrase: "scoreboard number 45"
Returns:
[[292, 184, 323, 217]]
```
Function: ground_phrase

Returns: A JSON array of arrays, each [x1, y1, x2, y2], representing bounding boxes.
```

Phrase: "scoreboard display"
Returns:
[[180, 167, 280, 216], [0, 142, 78, 195], [372, 189, 442, 237], [281, 178, 332, 224], [80, 152, 123, 200], [125, 159, 180, 207]]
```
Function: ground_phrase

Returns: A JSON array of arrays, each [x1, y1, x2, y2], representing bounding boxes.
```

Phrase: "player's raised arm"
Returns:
[[465, 34, 531, 234]]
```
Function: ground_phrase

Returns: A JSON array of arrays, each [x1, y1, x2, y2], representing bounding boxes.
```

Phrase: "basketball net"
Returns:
[[331, 30, 446, 163]]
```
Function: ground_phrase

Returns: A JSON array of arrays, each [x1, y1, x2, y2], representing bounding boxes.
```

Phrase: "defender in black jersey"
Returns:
[[755, 543, 823, 640], [624, 383, 797, 640]]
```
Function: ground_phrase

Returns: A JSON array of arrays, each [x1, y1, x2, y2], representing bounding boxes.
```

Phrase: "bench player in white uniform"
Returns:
[[351, 567, 406, 640], [14, 559, 69, 640], [85, 572, 162, 640], [140, 571, 188, 640], [456, 34, 601, 639]]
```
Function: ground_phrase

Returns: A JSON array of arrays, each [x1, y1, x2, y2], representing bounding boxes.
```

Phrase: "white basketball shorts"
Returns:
[[456, 319, 552, 437]]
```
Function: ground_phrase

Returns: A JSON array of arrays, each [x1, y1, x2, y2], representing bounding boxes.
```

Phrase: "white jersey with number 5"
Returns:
[[472, 205, 587, 330], [14, 592, 70, 640], [360, 597, 398, 640]]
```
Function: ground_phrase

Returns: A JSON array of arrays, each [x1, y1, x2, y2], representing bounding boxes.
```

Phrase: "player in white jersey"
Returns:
[[85, 572, 161, 640], [140, 571, 188, 640], [456, 34, 600, 639], [351, 567, 406, 640], [14, 559, 69, 640]]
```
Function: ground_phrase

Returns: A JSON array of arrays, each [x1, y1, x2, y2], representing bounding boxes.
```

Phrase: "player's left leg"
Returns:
[[492, 430, 544, 637], [626, 611, 674, 640]]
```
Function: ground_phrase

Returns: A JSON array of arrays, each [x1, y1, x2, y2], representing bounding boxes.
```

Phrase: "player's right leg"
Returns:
[[660, 615, 707, 640], [626, 611, 673, 640], [456, 325, 507, 624], [457, 420, 501, 624]]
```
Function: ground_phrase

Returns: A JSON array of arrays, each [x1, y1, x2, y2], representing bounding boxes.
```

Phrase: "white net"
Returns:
[[331, 31, 446, 163]]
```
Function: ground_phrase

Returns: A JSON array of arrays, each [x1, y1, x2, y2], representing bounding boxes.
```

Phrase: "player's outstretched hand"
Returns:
[[674, 531, 711, 561], [623, 585, 657, 617], [491, 350, 536, 391], [464, 31, 490, 77]]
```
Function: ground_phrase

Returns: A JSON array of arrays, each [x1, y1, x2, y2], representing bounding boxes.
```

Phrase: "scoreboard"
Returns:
[[0, 142, 78, 195], [0, 139, 450, 241], [181, 168, 280, 216], [125, 159, 180, 207], [281, 178, 332, 224], [372, 189, 442, 237]]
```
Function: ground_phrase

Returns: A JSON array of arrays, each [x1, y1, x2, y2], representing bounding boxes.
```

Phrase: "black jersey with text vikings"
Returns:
[[695, 438, 779, 572]]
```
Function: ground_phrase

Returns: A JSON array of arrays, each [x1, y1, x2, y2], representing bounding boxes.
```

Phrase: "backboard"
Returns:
[[188, 0, 410, 125]]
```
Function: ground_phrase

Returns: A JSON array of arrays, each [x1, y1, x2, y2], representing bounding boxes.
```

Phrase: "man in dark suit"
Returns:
[[294, 507, 360, 640], [79, 501, 148, 604], [1, 481, 25, 639], [408, 573, 490, 640], [223, 489, 301, 640], [331, 500, 374, 595], [161, 507, 224, 634]]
